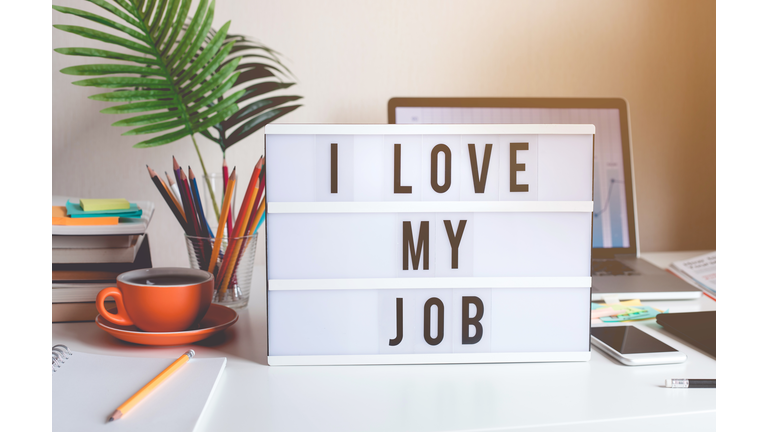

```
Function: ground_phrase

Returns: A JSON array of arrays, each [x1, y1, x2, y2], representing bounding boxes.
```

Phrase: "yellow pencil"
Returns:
[[108, 350, 195, 422], [208, 168, 237, 273]]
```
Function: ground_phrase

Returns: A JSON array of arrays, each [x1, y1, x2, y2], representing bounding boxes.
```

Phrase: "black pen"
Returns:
[[665, 379, 716, 388]]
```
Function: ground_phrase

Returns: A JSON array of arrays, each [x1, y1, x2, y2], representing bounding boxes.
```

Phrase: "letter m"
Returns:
[[403, 221, 429, 270]]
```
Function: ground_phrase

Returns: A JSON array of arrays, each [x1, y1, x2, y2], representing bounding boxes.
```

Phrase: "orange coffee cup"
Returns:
[[96, 268, 214, 332]]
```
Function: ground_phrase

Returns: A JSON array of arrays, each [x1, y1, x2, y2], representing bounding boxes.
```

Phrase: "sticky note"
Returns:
[[52, 206, 118, 226], [79, 198, 130, 212], [591, 307, 619, 319], [66, 201, 142, 218], [600, 306, 663, 323]]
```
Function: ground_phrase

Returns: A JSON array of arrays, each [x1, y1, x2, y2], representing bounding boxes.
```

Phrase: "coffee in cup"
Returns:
[[96, 268, 214, 332]]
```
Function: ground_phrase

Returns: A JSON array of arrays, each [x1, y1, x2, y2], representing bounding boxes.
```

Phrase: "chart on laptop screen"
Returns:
[[395, 107, 629, 248]]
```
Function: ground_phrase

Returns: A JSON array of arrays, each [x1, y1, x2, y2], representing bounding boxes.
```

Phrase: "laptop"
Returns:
[[388, 97, 701, 301]]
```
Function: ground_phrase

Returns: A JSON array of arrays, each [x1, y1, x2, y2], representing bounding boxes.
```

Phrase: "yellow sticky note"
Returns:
[[604, 299, 643, 310], [79, 198, 130, 212]]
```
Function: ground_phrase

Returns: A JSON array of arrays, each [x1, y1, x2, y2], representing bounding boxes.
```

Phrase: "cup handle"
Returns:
[[96, 287, 134, 327]]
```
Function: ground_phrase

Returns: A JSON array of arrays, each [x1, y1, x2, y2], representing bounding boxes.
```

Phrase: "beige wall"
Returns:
[[52, 0, 715, 266]]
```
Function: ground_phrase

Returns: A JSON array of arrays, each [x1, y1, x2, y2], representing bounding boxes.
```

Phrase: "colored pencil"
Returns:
[[242, 168, 266, 238], [172, 157, 187, 229], [254, 206, 266, 232], [217, 158, 262, 294], [208, 168, 237, 273], [108, 350, 194, 422], [179, 169, 200, 237], [222, 157, 234, 238], [219, 176, 259, 295], [251, 198, 266, 235], [146, 166, 189, 234], [172, 156, 183, 195], [172, 157, 193, 232], [189, 167, 212, 237], [216, 165, 259, 293], [160, 173, 185, 220], [165, 171, 183, 205], [237, 167, 266, 261]]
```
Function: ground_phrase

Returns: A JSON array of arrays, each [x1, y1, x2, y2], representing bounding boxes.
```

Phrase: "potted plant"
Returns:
[[53, 0, 302, 218]]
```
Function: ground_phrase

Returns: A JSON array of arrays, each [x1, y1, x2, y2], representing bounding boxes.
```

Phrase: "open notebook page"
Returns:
[[53, 351, 226, 432]]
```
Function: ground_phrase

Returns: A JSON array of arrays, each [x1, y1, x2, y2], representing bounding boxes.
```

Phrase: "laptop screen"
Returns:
[[389, 99, 634, 252]]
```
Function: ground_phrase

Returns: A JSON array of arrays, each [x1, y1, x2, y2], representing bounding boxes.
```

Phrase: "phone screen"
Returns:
[[591, 326, 677, 354]]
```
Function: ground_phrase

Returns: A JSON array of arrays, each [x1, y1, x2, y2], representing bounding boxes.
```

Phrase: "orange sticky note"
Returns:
[[52, 206, 118, 226]]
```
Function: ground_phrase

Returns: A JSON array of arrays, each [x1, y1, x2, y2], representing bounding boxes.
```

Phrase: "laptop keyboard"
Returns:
[[591, 259, 640, 276]]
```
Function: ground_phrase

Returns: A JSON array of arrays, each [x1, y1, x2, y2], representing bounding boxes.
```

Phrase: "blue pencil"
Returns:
[[189, 168, 214, 237], [255, 211, 266, 233]]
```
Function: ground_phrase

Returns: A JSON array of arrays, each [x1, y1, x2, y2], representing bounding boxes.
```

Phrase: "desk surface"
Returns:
[[52, 251, 715, 432]]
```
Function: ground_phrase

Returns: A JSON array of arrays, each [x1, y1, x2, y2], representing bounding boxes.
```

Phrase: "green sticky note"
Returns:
[[79, 198, 130, 212]]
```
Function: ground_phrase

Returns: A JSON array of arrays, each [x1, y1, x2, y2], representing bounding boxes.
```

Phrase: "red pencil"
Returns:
[[222, 157, 234, 237], [179, 169, 201, 238]]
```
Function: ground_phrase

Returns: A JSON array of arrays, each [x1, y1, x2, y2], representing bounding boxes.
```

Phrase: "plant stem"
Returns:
[[191, 134, 221, 220]]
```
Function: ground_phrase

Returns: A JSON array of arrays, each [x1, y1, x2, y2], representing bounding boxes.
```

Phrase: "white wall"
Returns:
[[52, 0, 715, 266]]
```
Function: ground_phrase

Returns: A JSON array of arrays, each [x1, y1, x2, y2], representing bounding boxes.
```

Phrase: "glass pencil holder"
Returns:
[[185, 233, 257, 309]]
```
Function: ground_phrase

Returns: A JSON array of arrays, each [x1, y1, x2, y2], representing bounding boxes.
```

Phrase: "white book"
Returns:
[[52, 282, 115, 303], [52, 234, 145, 264], [52, 347, 226, 432], [52, 235, 138, 249]]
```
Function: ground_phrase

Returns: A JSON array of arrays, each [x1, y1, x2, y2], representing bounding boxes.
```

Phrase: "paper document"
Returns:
[[668, 252, 716, 296]]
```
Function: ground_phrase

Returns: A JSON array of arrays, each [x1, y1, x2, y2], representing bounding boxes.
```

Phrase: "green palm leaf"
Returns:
[[53, 0, 241, 149], [197, 32, 303, 152]]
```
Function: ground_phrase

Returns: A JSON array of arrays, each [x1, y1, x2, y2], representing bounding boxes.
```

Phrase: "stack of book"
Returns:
[[52, 196, 155, 322]]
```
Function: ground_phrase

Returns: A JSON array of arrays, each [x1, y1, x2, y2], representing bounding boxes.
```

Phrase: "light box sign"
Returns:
[[265, 124, 594, 366]]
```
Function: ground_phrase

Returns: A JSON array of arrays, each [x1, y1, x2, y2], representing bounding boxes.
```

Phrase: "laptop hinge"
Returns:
[[612, 253, 636, 259]]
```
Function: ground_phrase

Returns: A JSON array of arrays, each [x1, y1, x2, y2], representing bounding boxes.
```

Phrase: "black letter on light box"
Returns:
[[468, 143, 493, 193], [394, 144, 412, 194], [430, 144, 451, 193], [389, 298, 403, 346], [443, 220, 467, 269], [462, 296, 484, 344], [509, 142, 529, 192], [330, 143, 338, 193], [403, 221, 429, 270], [424, 297, 445, 346]]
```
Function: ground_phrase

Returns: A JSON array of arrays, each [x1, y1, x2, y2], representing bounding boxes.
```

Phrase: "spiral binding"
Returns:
[[52, 344, 73, 372]]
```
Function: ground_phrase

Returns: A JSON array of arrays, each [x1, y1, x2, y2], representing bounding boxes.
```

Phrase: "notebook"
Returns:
[[52, 346, 226, 432], [388, 97, 701, 301]]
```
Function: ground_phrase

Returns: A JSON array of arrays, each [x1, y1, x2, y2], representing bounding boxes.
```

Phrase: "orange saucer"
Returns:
[[96, 304, 238, 346]]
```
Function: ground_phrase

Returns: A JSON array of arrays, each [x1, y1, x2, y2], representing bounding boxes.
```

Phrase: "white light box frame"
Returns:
[[265, 124, 594, 366]]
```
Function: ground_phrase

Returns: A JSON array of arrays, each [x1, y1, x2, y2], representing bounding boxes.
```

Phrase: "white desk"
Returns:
[[52, 251, 715, 432]]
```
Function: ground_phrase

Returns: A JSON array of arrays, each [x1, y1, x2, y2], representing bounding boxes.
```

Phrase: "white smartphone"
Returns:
[[591, 326, 687, 366]]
